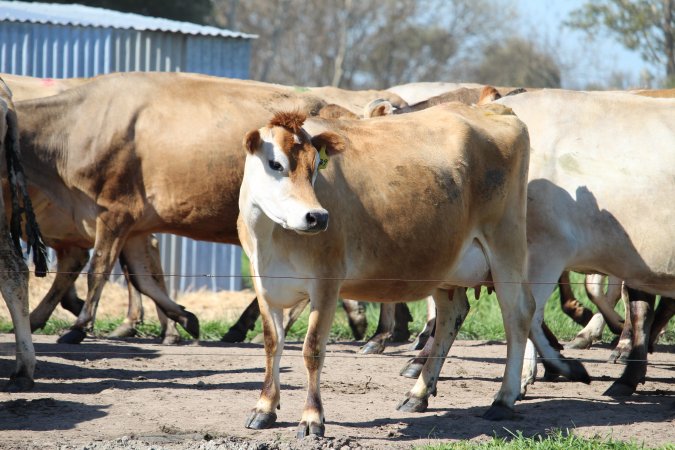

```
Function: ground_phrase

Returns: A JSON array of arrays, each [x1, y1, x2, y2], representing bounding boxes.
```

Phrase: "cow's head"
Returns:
[[242, 111, 344, 234]]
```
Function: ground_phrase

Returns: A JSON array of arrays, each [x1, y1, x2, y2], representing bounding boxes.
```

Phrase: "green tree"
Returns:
[[566, 0, 675, 86], [471, 37, 561, 88], [20, 0, 212, 24]]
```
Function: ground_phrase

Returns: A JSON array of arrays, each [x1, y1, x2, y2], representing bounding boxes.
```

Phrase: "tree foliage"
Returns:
[[211, 0, 516, 89], [565, 0, 675, 85], [471, 37, 561, 88]]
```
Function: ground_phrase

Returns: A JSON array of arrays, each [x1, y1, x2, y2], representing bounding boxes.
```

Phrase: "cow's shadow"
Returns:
[[336, 395, 675, 442]]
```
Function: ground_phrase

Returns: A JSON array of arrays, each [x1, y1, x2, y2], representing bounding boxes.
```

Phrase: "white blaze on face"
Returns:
[[244, 127, 328, 234]]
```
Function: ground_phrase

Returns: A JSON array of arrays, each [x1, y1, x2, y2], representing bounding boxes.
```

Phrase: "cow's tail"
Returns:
[[4, 109, 48, 277]]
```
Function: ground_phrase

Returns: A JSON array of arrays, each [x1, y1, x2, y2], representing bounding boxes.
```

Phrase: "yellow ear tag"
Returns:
[[318, 145, 329, 170]]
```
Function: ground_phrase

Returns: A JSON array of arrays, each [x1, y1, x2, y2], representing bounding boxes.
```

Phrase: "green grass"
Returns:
[[1, 270, 673, 345], [418, 429, 670, 449]]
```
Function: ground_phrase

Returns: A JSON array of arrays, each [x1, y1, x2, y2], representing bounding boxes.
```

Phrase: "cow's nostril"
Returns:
[[306, 210, 329, 230]]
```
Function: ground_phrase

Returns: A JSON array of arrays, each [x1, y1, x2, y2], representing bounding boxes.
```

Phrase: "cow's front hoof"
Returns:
[[179, 311, 200, 340], [399, 360, 424, 379], [482, 402, 517, 421], [542, 358, 590, 384], [396, 395, 428, 413], [108, 323, 137, 338], [360, 341, 385, 355], [57, 328, 87, 344], [3, 374, 34, 392], [244, 410, 277, 429], [296, 420, 324, 438], [603, 381, 636, 397]]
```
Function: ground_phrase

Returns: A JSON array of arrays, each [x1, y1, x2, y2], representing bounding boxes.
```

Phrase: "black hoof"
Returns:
[[409, 334, 430, 351], [604, 381, 636, 397], [360, 341, 385, 355], [564, 337, 593, 350], [396, 395, 428, 412], [30, 321, 47, 333], [220, 327, 248, 343], [244, 410, 277, 429], [108, 324, 138, 339], [399, 361, 424, 379], [178, 310, 200, 340], [57, 328, 87, 344], [3, 375, 34, 392], [296, 421, 325, 438], [482, 401, 517, 421], [609, 350, 630, 364]]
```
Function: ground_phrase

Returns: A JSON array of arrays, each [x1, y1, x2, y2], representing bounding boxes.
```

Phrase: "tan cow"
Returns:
[[2, 73, 183, 343], [0, 78, 48, 390], [16, 71, 395, 344], [238, 105, 533, 436]]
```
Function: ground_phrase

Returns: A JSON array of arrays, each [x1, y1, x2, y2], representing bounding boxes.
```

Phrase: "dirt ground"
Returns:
[[0, 333, 673, 450]]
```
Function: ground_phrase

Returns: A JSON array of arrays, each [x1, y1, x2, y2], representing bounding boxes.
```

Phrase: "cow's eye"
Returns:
[[268, 160, 283, 172]]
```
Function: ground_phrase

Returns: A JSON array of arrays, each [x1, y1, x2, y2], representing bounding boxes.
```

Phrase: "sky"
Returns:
[[516, 0, 660, 89]]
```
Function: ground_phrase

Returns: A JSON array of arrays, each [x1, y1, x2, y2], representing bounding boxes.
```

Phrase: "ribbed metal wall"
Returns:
[[2, 20, 249, 294]]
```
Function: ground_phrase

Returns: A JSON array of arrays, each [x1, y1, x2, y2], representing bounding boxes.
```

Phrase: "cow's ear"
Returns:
[[243, 129, 261, 154], [365, 99, 393, 118], [311, 131, 345, 156]]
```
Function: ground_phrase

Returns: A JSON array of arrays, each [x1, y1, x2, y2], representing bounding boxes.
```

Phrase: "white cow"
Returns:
[[494, 89, 675, 396]]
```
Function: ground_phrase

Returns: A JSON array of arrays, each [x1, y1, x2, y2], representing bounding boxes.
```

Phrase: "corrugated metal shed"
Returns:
[[0, 1, 255, 294]]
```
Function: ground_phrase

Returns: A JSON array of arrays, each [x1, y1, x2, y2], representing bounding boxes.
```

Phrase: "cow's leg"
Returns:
[[221, 297, 260, 343], [587, 275, 624, 334], [398, 288, 469, 413], [109, 235, 198, 342], [558, 270, 593, 326], [410, 296, 436, 350], [29, 246, 89, 331], [145, 234, 180, 344], [610, 287, 633, 362], [245, 297, 285, 430], [296, 282, 340, 438], [59, 285, 85, 317], [400, 318, 436, 379], [57, 221, 130, 344], [0, 244, 34, 392], [360, 302, 395, 354], [484, 268, 535, 419], [107, 262, 144, 339], [648, 297, 675, 352], [519, 339, 538, 399], [604, 287, 656, 397], [341, 299, 367, 340], [525, 257, 590, 388]]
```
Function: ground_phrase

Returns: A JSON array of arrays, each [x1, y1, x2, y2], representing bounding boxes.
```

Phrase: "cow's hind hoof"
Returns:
[[543, 358, 590, 384], [360, 341, 385, 354], [220, 327, 248, 343], [4, 375, 34, 392], [482, 402, 517, 421], [296, 421, 324, 438], [397, 395, 428, 412], [399, 361, 424, 379], [161, 333, 181, 345], [179, 311, 200, 340], [244, 411, 277, 429], [603, 381, 636, 397], [108, 323, 137, 338], [57, 328, 87, 344], [609, 348, 630, 364], [564, 336, 593, 350]]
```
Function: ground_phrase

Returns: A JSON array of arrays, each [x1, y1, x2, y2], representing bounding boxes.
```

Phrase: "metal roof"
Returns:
[[0, 1, 256, 39]]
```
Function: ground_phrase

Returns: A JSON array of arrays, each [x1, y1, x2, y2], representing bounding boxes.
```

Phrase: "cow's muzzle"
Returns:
[[305, 209, 329, 233]]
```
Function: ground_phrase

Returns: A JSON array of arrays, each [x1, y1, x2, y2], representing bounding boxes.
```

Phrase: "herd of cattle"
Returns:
[[0, 71, 673, 438]]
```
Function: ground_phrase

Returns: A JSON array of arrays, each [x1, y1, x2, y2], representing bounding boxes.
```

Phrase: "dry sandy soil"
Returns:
[[0, 333, 673, 449]]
